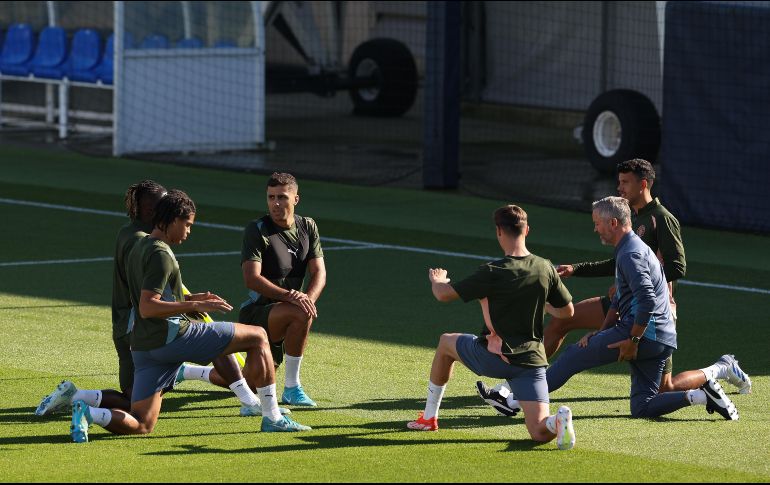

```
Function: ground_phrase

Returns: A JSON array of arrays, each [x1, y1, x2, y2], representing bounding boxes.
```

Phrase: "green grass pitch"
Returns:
[[0, 146, 768, 482]]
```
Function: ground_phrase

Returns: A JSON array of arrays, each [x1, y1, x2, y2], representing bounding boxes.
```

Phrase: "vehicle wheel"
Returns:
[[348, 38, 418, 117], [582, 90, 661, 174]]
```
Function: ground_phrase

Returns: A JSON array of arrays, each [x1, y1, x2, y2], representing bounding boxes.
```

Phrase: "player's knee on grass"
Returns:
[[630, 399, 652, 418], [136, 421, 156, 435], [528, 428, 554, 443]]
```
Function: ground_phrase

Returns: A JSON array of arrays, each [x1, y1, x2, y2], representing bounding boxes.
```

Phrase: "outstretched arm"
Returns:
[[139, 289, 232, 319], [428, 268, 460, 302]]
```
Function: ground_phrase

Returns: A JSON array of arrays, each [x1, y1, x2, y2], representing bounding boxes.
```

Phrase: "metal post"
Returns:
[[46, 84, 54, 124], [423, 1, 461, 189], [46, 2, 57, 126], [58, 82, 68, 139], [655, 1, 667, 77], [181, 1, 192, 39], [113, 1, 124, 155], [600, 2, 610, 94], [251, 1, 265, 146], [46, 1, 56, 26]]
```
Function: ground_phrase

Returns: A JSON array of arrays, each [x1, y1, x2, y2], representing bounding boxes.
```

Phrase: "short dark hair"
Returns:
[[152, 189, 196, 231], [494, 205, 528, 236], [267, 172, 298, 191], [617, 158, 655, 186], [124, 180, 166, 220]]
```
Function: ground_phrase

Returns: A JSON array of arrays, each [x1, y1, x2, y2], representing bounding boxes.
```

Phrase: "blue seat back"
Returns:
[[176, 37, 203, 49], [140, 34, 169, 49], [68, 28, 102, 72], [94, 32, 137, 84], [1, 23, 35, 65], [32, 26, 67, 68]]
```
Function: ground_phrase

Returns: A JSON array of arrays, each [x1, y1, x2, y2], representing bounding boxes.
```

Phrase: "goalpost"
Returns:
[[113, 1, 267, 156]]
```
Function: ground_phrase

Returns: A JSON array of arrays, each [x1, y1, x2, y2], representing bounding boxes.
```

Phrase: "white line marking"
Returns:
[[0, 247, 364, 267], [0, 257, 112, 267], [1, 197, 768, 295]]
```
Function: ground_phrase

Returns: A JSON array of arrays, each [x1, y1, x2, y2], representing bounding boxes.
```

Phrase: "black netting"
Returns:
[[2, 1, 769, 231]]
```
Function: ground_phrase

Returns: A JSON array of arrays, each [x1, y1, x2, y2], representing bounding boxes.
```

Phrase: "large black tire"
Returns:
[[348, 38, 418, 117], [582, 90, 661, 174]]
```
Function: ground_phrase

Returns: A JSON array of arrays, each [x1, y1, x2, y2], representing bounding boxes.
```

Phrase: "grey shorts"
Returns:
[[455, 334, 549, 403], [131, 321, 235, 402]]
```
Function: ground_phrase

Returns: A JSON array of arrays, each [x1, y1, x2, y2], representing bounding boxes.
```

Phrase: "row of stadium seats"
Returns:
[[0, 23, 239, 85], [1, 24, 117, 85]]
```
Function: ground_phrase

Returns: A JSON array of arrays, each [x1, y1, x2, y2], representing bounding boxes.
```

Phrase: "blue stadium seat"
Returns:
[[94, 32, 135, 85], [140, 34, 169, 49], [30, 26, 68, 79], [66, 29, 102, 83], [0, 23, 36, 76], [175, 37, 203, 49], [213, 39, 237, 48]]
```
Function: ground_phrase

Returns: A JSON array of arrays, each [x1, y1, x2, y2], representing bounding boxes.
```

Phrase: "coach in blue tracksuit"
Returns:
[[545, 196, 738, 419]]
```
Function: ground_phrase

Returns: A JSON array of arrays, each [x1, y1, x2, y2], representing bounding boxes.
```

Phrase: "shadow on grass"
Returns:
[[0, 303, 99, 310], [140, 423, 554, 456], [0, 372, 118, 381], [0, 407, 42, 424], [0, 434, 74, 445]]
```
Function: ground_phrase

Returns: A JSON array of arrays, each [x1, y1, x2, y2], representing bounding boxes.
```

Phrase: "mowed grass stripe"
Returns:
[[1, 153, 769, 481]]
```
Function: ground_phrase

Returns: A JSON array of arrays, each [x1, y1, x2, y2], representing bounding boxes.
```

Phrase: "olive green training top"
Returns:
[[451, 254, 572, 368], [111, 220, 152, 339], [126, 236, 190, 351]]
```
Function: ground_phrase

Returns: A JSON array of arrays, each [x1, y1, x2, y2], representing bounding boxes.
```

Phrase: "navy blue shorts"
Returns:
[[455, 334, 549, 403], [131, 321, 235, 402]]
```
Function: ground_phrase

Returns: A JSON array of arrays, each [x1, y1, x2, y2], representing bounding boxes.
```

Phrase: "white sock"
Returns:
[[284, 354, 303, 388], [229, 378, 259, 407], [89, 406, 112, 427], [700, 362, 726, 381], [506, 395, 520, 410], [257, 384, 282, 421], [72, 390, 102, 407], [423, 381, 446, 420], [545, 414, 557, 434], [183, 364, 213, 383], [686, 389, 707, 406]]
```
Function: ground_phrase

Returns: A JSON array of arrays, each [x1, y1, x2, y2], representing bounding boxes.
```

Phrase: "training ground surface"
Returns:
[[0, 147, 768, 482]]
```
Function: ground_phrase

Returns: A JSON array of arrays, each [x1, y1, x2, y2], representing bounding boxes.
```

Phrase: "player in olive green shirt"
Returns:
[[67, 190, 310, 443], [549, 158, 749, 394], [407, 205, 577, 451], [36, 181, 168, 416], [479, 159, 751, 411], [239, 173, 326, 407]]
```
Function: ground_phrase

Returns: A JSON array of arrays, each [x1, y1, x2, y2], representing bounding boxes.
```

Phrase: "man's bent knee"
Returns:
[[237, 323, 268, 346], [438, 333, 459, 349]]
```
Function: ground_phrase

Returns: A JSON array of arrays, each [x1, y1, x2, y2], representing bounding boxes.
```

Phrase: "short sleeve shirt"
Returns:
[[127, 236, 190, 351], [451, 254, 572, 367], [240, 214, 323, 306], [111, 220, 152, 339]]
